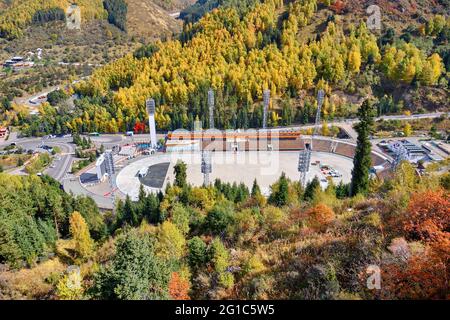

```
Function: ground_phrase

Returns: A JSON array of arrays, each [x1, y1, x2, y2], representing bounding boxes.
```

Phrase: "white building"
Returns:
[[95, 154, 107, 181]]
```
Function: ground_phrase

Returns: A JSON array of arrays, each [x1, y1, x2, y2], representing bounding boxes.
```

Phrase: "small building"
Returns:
[[387, 140, 428, 163], [3, 56, 34, 69]]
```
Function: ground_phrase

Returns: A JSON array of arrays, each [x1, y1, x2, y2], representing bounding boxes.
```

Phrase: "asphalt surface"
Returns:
[[139, 162, 171, 189]]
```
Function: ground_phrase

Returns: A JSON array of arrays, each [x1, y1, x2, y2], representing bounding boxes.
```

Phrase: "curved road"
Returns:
[[0, 135, 125, 183]]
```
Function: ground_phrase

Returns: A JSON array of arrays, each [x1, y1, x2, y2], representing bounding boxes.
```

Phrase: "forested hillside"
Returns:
[[63, 0, 449, 135], [1, 161, 448, 299], [0, 0, 194, 40], [0, 0, 106, 39], [0, 0, 196, 131]]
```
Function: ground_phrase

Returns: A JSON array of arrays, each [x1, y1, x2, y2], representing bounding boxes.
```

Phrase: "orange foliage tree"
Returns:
[[306, 204, 335, 231], [381, 189, 449, 299], [403, 190, 449, 242], [330, 0, 346, 14], [381, 246, 449, 299], [168, 272, 190, 300]]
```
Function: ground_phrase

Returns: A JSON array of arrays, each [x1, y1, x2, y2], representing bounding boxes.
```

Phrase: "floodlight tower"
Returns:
[[208, 89, 215, 129], [104, 151, 116, 215], [201, 151, 212, 186], [262, 89, 270, 129], [298, 143, 312, 188], [298, 89, 325, 187], [311, 89, 326, 149], [146, 99, 157, 148]]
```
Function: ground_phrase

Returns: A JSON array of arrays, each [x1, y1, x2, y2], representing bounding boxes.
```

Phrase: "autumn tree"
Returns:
[[56, 268, 84, 300], [69, 211, 94, 261], [156, 221, 186, 261], [381, 246, 449, 299], [306, 203, 335, 231], [211, 238, 234, 289], [348, 45, 362, 74], [403, 122, 412, 137], [403, 190, 449, 242], [168, 272, 190, 300]]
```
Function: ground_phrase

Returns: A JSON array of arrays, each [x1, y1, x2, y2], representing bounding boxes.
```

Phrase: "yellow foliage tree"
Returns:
[[69, 211, 94, 261]]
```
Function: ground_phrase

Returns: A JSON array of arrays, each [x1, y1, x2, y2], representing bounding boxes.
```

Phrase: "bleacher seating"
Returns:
[[279, 138, 304, 150], [311, 139, 332, 152], [335, 143, 356, 158]]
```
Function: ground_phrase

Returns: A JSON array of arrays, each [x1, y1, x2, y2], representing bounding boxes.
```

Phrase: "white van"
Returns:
[[138, 167, 148, 178]]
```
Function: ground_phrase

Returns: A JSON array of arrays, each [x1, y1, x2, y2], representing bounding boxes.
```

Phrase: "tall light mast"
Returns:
[[311, 89, 325, 149], [208, 89, 215, 129], [201, 151, 212, 186], [146, 98, 157, 148], [298, 89, 325, 187], [104, 151, 116, 215], [262, 89, 270, 129]]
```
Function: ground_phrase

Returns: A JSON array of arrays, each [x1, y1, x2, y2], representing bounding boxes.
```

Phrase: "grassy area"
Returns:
[[71, 159, 92, 174], [0, 258, 66, 299], [25, 153, 51, 174], [374, 116, 449, 138], [0, 153, 32, 170], [426, 158, 450, 173]]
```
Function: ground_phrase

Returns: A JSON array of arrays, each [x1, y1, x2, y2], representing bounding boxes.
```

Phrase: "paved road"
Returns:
[[0, 134, 125, 183], [269, 112, 449, 141]]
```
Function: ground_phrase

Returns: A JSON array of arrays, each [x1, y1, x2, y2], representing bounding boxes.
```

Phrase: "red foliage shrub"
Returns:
[[168, 272, 190, 300], [381, 246, 449, 299], [133, 121, 146, 134], [330, 0, 346, 13], [403, 190, 449, 242], [306, 204, 335, 231]]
